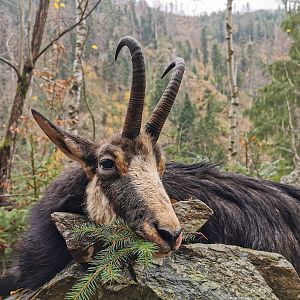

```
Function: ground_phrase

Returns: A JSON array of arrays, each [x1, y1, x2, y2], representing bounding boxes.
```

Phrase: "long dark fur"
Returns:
[[1, 162, 300, 296], [0, 166, 88, 296]]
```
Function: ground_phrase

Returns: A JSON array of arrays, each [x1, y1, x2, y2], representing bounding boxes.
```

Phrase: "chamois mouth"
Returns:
[[137, 222, 183, 254], [154, 224, 183, 252]]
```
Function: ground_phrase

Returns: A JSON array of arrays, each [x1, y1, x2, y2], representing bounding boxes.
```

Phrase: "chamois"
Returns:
[[1, 36, 300, 297]]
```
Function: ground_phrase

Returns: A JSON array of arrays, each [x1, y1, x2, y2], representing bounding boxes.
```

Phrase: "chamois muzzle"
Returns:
[[155, 225, 183, 249]]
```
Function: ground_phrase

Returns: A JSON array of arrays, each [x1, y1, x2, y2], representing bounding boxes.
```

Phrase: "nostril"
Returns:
[[155, 225, 182, 248]]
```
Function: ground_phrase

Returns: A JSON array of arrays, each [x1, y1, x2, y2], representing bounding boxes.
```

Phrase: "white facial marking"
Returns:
[[129, 154, 179, 230], [86, 176, 116, 224]]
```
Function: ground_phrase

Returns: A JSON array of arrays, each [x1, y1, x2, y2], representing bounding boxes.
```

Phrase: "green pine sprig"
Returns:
[[65, 219, 158, 300]]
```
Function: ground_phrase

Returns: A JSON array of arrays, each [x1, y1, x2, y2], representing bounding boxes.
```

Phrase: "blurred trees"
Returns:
[[201, 26, 209, 68], [0, 0, 50, 195], [0, 0, 101, 195], [167, 89, 225, 163], [249, 2, 300, 168], [211, 43, 226, 92]]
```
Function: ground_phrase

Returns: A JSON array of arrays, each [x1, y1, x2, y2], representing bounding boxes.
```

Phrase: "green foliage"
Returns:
[[12, 136, 64, 201], [66, 219, 158, 300], [248, 7, 300, 170], [0, 207, 28, 267], [201, 26, 209, 67], [194, 90, 225, 162], [226, 157, 293, 182], [198, 10, 283, 45], [211, 43, 226, 92], [227, 131, 293, 180], [140, 7, 155, 45], [0, 135, 64, 268], [177, 92, 197, 143], [168, 89, 225, 163]]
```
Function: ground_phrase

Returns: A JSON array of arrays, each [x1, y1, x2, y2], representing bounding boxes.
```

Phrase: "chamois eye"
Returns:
[[99, 159, 115, 170]]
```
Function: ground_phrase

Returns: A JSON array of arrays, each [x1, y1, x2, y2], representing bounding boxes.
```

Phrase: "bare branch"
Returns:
[[38, 75, 69, 90], [34, 0, 102, 63], [1, 0, 17, 8], [27, 0, 33, 66], [285, 97, 300, 165], [0, 57, 21, 80], [18, 0, 24, 69], [81, 26, 96, 141], [283, 62, 300, 95]]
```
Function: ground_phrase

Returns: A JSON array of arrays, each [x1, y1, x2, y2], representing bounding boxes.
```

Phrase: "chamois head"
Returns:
[[32, 36, 185, 253]]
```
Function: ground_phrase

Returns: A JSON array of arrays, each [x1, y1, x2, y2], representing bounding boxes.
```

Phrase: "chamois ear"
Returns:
[[32, 109, 98, 175]]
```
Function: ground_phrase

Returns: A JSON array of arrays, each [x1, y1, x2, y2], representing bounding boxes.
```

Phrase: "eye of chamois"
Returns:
[[99, 158, 115, 170]]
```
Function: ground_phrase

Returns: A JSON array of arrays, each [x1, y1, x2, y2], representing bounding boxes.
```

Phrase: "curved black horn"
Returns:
[[115, 36, 146, 139], [145, 57, 185, 142]]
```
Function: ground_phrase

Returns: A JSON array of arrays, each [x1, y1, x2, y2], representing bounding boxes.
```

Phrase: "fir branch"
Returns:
[[66, 219, 158, 300], [73, 223, 102, 240], [66, 263, 103, 300]]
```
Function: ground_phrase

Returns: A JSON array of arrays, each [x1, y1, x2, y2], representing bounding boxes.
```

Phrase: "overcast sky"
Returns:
[[147, 0, 282, 15]]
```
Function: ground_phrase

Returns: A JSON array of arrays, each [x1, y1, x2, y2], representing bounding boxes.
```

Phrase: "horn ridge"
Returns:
[[115, 36, 146, 140], [145, 57, 185, 143]]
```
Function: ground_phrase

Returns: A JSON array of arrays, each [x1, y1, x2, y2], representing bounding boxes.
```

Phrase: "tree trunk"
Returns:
[[226, 0, 239, 162], [67, 0, 88, 135], [0, 0, 50, 195]]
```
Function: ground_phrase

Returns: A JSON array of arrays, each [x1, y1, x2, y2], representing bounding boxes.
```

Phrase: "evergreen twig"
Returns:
[[65, 219, 158, 300]]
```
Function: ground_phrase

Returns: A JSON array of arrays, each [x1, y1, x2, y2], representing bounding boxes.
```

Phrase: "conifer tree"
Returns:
[[250, 2, 300, 168], [201, 26, 209, 68]]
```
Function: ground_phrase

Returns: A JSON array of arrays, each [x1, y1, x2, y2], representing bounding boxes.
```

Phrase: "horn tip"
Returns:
[[115, 36, 138, 61], [31, 109, 43, 120], [161, 61, 176, 79], [161, 57, 185, 79], [31, 108, 38, 115], [115, 45, 122, 61], [31, 109, 51, 129]]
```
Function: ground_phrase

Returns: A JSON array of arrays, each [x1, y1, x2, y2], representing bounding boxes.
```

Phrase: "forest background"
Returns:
[[0, 0, 299, 269]]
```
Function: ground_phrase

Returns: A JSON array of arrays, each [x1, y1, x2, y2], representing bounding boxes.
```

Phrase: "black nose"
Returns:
[[155, 225, 182, 248]]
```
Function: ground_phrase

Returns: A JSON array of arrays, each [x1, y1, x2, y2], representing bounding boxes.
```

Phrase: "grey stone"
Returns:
[[173, 199, 213, 233], [13, 244, 300, 300], [51, 212, 102, 263], [9, 204, 300, 300]]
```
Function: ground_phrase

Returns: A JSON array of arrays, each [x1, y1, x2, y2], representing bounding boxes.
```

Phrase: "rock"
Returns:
[[238, 246, 300, 300], [11, 203, 300, 300], [281, 166, 300, 187], [173, 199, 213, 233], [13, 244, 300, 300], [51, 212, 102, 263], [6, 263, 87, 300], [134, 244, 279, 300]]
